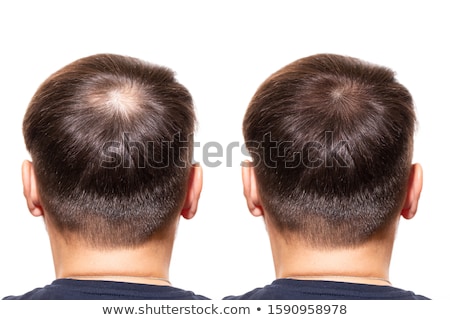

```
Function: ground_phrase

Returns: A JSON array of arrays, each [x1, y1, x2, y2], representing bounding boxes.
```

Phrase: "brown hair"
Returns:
[[23, 53, 196, 248], [243, 54, 416, 247]]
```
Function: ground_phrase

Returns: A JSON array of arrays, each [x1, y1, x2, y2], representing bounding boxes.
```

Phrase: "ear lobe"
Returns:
[[180, 164, 203, 220], [401, 163, 423, 220], [22, 160, 44, 217], [242, 162, 264, 217]]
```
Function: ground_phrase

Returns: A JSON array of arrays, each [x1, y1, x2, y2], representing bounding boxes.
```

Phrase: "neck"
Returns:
[[267, 223, 395, 286], [47, 224, 175, 286]]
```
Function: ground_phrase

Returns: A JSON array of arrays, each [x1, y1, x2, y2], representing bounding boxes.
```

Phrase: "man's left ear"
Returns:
[[181, 164, 203, 220], [242, 163, 264, 217], [401, 163, 423, 220], [22, 160, 44, 217]]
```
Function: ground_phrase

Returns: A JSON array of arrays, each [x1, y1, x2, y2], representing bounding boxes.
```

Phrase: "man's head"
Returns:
[[22, 53, 200, 248], [243, 53, 421, 248]]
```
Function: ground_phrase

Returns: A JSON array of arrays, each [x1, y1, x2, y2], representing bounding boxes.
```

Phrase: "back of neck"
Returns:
[[269, 232, 394, 286]]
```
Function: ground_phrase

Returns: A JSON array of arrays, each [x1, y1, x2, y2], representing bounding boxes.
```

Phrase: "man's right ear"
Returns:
[[242, 162, 264, 217], [180, 164, 203, 220], [22, 160, 44, 217], [401, 163, 423, 220]]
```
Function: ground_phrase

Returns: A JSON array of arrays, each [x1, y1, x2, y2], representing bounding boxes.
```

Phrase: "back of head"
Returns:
[[243, 53, 415, 248], [23, 54, 195, 248]]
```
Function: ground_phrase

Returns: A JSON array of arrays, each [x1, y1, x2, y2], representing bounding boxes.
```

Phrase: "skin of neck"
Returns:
[[265, 215, 398, 286], [45, 215, 177, 286]]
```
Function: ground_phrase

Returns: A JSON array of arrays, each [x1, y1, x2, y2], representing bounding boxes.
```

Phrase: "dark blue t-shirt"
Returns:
[[224, 279, 429, 300], [3, 279, 209, 300]]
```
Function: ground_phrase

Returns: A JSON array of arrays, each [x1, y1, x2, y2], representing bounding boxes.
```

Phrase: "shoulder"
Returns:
[[223, 279, 430, 300], [223, 279, 301, 300], [3, 279, 210, 300]]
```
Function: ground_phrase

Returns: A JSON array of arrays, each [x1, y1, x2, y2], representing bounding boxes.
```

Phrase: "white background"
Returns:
[[0, 1, 448, 300]]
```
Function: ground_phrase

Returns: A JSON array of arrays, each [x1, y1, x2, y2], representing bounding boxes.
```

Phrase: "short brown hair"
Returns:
[[23, 54, 196, 248], [243, 54, 416, 247]]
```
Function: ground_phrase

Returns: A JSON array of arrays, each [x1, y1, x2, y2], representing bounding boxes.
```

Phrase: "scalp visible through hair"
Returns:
[[330, 81, 357, 103], [87, 78, 145, 120], [328, 79, 366, 121]]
